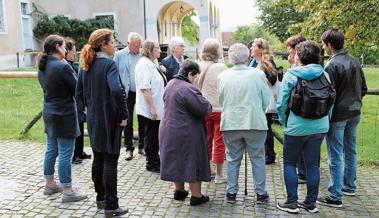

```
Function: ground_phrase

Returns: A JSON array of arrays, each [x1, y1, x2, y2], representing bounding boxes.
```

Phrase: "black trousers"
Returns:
[[92, 150, 120, 210], [74, 122, 84, 157], [265, 113, 276, 161], [124, 92, 144, 151], [138, 115, 160, 169]]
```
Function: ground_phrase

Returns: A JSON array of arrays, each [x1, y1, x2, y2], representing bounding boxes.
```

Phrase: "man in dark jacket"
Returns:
[[160, 37, 187, 81], [317, 29, 367, 208]]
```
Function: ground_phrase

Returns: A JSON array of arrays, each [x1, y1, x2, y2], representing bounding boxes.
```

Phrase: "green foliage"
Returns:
[[256, 0, 379, 64], [181, 11, 199, 45], [256, 0, 307, 42], [33, 13, 116, 49], [231, 24, 285, 51]]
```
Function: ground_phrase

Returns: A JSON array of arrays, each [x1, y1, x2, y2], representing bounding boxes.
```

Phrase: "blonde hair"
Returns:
[[140, 39, 159, 58], [259, 60, 277, 76], [201, 38, 221, 62], [80, 28, 113, 71], [253, 38, 271, 62]]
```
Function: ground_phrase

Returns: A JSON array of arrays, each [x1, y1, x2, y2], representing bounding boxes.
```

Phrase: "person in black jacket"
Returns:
[[317, 29, 367, 208], [160, 36, 187, 81], [37, 35, 87, 203], [64, 37, 91, 165], [76, 29, 128, 217]]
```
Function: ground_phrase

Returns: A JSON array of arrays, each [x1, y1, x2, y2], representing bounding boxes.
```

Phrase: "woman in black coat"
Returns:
[[37, 35, 87, 203], [76, 28, 128, 217]]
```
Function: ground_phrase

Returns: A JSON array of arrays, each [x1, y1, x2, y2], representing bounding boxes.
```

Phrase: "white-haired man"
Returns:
[[114, 32, 145, 160], [218, 43, 270, 205], [160, 36, 187, 81]]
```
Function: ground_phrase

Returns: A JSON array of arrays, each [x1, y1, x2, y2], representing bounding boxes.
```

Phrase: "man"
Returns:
[[285, 34, 307, 184], [114, 32, 145, 160], [218, 43, 270, 205], [160, 36, 186, 81], [317, 29, 367, 208]]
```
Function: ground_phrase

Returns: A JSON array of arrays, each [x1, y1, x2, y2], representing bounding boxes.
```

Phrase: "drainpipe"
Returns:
[[143, 0, 147, 39]]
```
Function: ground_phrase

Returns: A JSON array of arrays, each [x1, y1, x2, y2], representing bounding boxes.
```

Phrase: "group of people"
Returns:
[[37, 27, 366, 216]]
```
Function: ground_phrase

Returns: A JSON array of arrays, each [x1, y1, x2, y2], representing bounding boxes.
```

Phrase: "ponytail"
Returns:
[[37, 52, 48, 71], [80, 44, 95, 71]]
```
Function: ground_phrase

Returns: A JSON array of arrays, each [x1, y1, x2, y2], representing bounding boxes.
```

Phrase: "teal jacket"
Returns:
[[218, 65, 270, 131], [276, 64, 331, 136]]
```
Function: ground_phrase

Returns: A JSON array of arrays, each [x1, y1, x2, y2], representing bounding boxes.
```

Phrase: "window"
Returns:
[[0, 0, 6, 32], [21, 2, 28, 15]]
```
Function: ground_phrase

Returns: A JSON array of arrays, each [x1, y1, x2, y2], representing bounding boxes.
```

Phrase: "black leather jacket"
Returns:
[[325, 49, 367, 122]]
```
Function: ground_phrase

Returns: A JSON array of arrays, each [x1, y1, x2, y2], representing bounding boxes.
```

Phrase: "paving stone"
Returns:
[[0, 140, 378, 217]]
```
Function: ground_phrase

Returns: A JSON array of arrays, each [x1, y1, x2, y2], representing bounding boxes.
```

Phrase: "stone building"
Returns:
[[0, 0, 221, 68]]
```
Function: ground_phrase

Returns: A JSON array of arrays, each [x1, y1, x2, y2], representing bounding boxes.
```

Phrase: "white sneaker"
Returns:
[[214, 175, 227, 184]]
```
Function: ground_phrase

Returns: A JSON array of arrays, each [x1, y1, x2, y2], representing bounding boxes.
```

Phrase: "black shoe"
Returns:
[[174, 190, 189, 201], [342, 188, 356, 196], [277, 201, 300, 214], [146, 166, 160, 173], [317, 196, 342, 208], [72, 156, 82, 164], [104, 207, 128, 217], [265, 159, 276, 165], [298, 178, 307, 184], [96, 200, 105, 209], [256, 193, 269, 204], [78, 152, 91, 159], [226, 193, 236, 204], [298, 201, 319, 213], [190, 195, 209, 206]]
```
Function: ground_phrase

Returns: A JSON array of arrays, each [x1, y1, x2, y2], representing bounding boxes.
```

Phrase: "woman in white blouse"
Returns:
[[135, 39, 167, 173]]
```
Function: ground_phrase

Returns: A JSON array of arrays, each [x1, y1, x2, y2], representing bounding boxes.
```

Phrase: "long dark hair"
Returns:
[[37, 35, 64, 71]]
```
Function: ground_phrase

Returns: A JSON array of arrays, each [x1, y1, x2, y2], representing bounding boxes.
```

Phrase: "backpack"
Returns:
[[288, 72, 336, 119]]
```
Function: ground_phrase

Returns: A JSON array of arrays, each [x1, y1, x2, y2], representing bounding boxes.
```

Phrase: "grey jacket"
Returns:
[[114, 47, 141, 95]]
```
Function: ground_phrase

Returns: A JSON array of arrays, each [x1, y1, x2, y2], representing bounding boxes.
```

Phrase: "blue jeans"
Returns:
[[326, 115, 360, 200], [223, 130, 267, 196], [283, 133, 325, 204], [43, 135, 75, 188]]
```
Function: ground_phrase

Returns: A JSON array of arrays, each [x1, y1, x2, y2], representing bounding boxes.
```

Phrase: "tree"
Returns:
[[255, 0, 379, 64], [181, 11, 199, 45], [231, 25, 285, 50], [32, 3, 116, 50]]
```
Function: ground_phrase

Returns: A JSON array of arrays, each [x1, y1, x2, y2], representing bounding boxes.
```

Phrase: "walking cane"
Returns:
[[244, 146, 248, 195]]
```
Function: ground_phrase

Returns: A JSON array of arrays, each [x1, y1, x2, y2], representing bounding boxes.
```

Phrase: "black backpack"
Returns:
[[288, 72, 336, 119]]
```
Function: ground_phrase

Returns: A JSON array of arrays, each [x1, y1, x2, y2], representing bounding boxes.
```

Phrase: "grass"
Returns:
[[0, 68, 378, 165], [0, 67, 37, 72]]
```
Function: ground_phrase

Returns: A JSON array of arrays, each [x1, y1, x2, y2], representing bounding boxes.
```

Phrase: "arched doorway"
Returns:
[[156, 1, 199, 45]]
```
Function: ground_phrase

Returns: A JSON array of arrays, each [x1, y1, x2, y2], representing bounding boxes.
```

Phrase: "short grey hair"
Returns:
[[169, 36, 185, 52], [228, 43, 249, 65], [127, 32, 143, 43]]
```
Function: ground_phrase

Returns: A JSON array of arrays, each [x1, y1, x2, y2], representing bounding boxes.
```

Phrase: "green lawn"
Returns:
[[0, 68, 378, 165], [0, 67, 37, 72]]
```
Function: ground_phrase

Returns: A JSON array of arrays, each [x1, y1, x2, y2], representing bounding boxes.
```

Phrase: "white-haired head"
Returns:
[[127, 32, 143, 43], [169, 36, 185, 52], [228, 43, 250, 65]]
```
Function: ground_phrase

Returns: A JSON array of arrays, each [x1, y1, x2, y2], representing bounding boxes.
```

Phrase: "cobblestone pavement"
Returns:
[[0, 140, 378, 218]]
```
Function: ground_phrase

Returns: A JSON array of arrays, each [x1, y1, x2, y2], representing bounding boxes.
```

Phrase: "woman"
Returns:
[[64, 37, 91, 165], [160, 61, 212, 206], [276, 41, 332, 213], [249, 38, 278, 164], [196, 38, 227, 184], [135, 39, 166, 173], [37, 34, 87, 203], [76, 29, 128, 217]]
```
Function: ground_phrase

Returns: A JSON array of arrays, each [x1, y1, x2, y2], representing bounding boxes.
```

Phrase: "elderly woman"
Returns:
[[77, 28, 128, 216], [160, 36, 186, 81], [160, 60, 212, 206], [218, 43, 270, 205], [196, 38, 227, 184], [276, 41, 332, 214], [135, 39, 167, 173], [37, 35, 87, 203]]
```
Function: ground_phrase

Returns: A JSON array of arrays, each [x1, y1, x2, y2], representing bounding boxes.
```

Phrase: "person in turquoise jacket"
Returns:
[[276, 41, 332, 214]]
